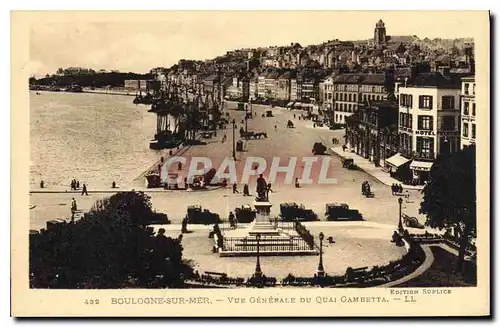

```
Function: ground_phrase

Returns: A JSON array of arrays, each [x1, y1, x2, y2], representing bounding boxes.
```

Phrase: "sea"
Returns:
[[30, 91, 171, 189]]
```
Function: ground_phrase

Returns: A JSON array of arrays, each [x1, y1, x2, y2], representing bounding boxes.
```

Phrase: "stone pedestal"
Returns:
[[248, 201, 279, 236]]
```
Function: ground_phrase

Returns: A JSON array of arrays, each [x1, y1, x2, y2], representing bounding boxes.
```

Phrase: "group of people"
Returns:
[[391, 183, 404, 195], [361, 181, 372, 195], [70, 179, 88, 195], [332, 137, 340, 145], [232, 182, 274, 196]]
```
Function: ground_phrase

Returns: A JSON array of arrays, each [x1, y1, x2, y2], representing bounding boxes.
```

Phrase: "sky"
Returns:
[[28, 11, 478, 77]]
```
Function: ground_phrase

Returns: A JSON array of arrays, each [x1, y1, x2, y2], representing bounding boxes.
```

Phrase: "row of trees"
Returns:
[[30, 191, 191, 289], [29, 72, 153, 89]]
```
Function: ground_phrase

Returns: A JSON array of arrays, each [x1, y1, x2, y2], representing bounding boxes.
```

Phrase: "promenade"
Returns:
[[30, 101, 427, 231]]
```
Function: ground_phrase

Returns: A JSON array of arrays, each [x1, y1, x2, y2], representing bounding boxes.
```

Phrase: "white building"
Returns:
[[460, 76, 476, 149], [398, 71, 463, 184]]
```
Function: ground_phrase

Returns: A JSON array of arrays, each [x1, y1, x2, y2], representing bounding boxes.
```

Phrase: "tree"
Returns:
[[30, 191, 189, 289], [420, 145, 476, 272]]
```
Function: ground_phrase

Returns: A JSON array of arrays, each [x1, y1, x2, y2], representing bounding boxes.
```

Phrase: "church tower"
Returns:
[[374, 19, 387, 46]]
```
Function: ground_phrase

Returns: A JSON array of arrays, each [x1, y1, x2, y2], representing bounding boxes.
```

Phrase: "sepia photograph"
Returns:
[[11, 10, 490, 317]]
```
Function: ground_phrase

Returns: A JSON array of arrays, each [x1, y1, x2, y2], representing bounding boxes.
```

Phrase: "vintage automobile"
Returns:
[[234, 204, 257, 223], [279, 202, 318, 222], [187, 205, 221, 225], [402, 213, 425, 229], [341, 157, 355, 169], [325, 203, 363, 221], [312, 142, 327, 155]]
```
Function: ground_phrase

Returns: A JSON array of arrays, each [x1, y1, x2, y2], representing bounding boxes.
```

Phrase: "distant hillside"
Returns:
[[30, 72, 153, 88]]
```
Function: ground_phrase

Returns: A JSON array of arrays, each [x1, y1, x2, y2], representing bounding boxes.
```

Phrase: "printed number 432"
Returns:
[[85, 299, 100, 305]]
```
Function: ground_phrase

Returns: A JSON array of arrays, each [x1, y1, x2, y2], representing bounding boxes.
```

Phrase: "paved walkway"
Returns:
[[329, 146, 424, 191], [379, 244, 435, 287]]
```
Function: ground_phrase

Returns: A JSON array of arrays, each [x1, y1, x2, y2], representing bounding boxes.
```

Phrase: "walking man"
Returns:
[[232, 183, 239, 194], [81, 183, 88, 196]]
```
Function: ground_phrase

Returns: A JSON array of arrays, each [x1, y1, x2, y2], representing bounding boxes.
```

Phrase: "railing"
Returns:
[[294, 220, 316, 250], [219, 220, 295, 232], [222, 235, 313, 252]]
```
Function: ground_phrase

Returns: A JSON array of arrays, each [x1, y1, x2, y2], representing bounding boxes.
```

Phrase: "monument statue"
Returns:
[[255, 174, 268, 202]]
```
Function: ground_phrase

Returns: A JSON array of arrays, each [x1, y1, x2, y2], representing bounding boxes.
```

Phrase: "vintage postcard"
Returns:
[[11, 10, 490, 317]]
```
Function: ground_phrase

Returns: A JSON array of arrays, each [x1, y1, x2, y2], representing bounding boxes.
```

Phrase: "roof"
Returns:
[[405, 72, 462, 89], [266, 71, 280, 79], [362, 73, 386, 85], [386, 153, 411, 168], [333, 74, 364, 84], [204, 74, 219, 82]]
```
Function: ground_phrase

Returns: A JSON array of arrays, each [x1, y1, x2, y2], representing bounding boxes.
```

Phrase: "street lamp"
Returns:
[[317, 232, 325, 277], [254, 233, 263, 278], [232, 118, 236, 160], [398, 197, 404, 233], [245, 104, 249, 133]]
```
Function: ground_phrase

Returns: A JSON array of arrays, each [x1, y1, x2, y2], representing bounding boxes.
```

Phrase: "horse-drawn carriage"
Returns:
[[402, 213, 425, 229], [241, 131, 267, 140], [312, 142, 327, 155], [234, 204, 257, 223], [341, 157, 355, 169], [187, 205, 221, 224], [279, 202, 318, 222], [325, 203, 363, 221]]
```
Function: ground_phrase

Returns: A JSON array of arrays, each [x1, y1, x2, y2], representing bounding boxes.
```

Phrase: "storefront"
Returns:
[[409, 160, 434, 185]]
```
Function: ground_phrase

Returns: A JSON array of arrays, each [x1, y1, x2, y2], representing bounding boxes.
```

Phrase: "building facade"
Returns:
[[460, 76, 476, 149], [398, 72, 462, 184]]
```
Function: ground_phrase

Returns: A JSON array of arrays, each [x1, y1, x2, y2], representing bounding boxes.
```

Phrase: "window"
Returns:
[[353, 94, 357, 102], [442, 96, 455, 110], [463, 122, 469, 137], [441, 116, 455, 131], [472, 103, 476, 116], [364, 95, 367, 102], [464, 83, 469, 95], [463, 102, 470, 115], [473, 83, 475, 95], [399, 113, 404, 126], [348, 94, 352, 102], [335, 103, 339, 109], [419, 95, 433, 109], [418, 115, 433, 130], [472, 124, 476, 139], [416, 137, 434, 155], [400, 94, 413, 108]]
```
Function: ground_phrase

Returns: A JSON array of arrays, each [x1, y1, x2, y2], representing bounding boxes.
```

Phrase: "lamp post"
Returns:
[[232, 118, 236, 160], [398, 197, 404, 233], [317, 232, 325, 277], [245, 104, 249, 133], [254, 233, 262, 278]]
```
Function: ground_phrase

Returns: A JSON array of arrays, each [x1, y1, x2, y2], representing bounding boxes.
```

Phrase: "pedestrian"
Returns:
[[294, 114, 296, 118], [342, 144, 347, 152], [228, 211, 235, 228], [313, 123, 316, 128], [243, 184, 250, 196], [76, 180, 80, 189], [232, 183, 239, 194], [267, 183, 274, 193], [71, 197, 77, 213], [295, 178, 299, 188], [40, 180, 44, 189], [221, 133, 227, 143], [70, 179, 75, 190], [184, 177, 188, 189], [112, 181, 116, 188], [274, 124, 277, 130], [81, 183, 88, 196]]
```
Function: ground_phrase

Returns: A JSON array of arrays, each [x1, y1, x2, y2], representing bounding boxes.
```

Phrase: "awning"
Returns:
[[385, 153, 411, 169], [410, 160, 434, 172], [286, 101, 295, 107]]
